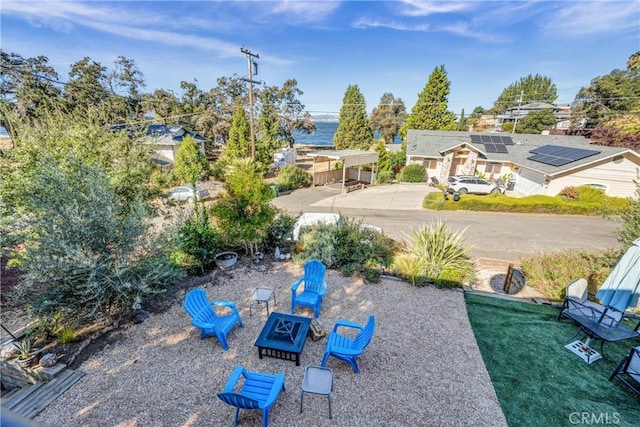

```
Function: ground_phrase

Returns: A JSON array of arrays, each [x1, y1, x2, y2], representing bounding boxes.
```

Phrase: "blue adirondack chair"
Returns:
[[184, 289, 244, 350], [320, 315, 376, 374], [217, 366, 286, 427], [291, 260, 327, 318]]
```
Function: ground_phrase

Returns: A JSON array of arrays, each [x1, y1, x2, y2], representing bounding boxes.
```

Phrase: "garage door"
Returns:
[[514, 168, 544, 195]]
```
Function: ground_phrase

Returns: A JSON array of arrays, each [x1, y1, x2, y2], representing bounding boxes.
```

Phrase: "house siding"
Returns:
[[405, 130, 640, 198], [546, 155, 639, 198]]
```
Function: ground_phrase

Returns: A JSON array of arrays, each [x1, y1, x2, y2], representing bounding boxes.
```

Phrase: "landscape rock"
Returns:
[[131, 309, 151, 324], [39, 353, 57, 368], [1, 343, 18, 359]]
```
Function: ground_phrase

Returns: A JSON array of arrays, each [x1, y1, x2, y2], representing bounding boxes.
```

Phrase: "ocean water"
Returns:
[[292, 121, 337, 146], [292, 121, 401, 146]]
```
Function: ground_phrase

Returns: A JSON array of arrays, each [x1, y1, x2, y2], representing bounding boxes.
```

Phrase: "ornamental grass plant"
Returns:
[[520, 249, 622, 300], [391, 220, 475, 288]]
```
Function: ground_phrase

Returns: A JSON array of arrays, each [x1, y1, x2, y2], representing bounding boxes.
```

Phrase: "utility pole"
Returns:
[[240, 47, 261, 160], [512, 90, 524, 134]]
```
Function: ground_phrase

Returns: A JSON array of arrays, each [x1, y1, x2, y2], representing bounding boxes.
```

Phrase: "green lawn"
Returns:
[[465, 293, 640, 426]]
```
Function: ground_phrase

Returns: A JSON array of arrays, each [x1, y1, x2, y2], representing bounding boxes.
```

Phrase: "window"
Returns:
[[584, 183, 608, 193], [422, 159, 438, 169], [485, 162, 502, 175]]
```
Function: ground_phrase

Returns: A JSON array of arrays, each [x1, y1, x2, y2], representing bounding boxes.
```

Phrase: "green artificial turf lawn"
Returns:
[[465, 293, 640, 426]]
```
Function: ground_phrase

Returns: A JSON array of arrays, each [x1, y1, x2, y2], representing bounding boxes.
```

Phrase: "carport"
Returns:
[[306, 149, 379, 193]]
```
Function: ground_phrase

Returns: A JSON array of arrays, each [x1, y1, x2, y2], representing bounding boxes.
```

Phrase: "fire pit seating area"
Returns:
[[183, 260, 377, 425]]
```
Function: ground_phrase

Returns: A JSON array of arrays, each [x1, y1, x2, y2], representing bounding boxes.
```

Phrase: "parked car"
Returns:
[[447, 176, 503, 195], [167, 185, 210, 203]]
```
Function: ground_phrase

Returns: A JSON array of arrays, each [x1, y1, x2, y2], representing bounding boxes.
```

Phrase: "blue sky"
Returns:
[[2, 0, 638, 116]]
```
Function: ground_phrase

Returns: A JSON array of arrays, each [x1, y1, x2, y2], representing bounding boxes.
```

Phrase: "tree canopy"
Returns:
[[173, 135, 209, 185], [402, 65, 457, 136], [573, 51, 640, 130], [573, 51, 640, 149], [334, 84, 373, 150], [211, 158, 275, 255], [514, 109, 557, 134], [369, 92, 407, 144], [223, 107, 252, 160], [491, 74, 557, 114]]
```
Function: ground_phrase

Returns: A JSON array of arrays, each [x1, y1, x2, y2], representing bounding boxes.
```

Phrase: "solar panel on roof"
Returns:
[[470, 135, 482, 143], [528, 145, 601, 167], [501, 136, 514, 145], [481, 135, 492, 143], [527, 144, 601, 167], [483, 143, 508, 154]]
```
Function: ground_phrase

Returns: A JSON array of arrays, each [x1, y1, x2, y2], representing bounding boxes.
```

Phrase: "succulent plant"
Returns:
[[12, 338, 35, 360]]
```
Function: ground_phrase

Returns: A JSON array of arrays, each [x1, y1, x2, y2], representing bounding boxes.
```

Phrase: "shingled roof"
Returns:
[[405, 130, 636, 176], [145, 124, 208, 145]]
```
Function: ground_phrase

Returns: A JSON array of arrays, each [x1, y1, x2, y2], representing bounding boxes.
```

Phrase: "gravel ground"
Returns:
[[35, 261, 507, 427]]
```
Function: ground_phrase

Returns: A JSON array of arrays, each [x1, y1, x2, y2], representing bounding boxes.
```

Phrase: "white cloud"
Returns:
[[270, 0, 341, 21], [398, 0, 475, 16], [541, 1, 639, 37], [352, 17, 502, 42], [352, 18, 431, 31], [0, 1, 285, 59]]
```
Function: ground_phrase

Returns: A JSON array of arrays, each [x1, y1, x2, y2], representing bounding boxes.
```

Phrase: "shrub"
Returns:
[[520, 249, 620, 300], [5, 156, 184, 325], [293, 223, 338, 267], [559, 186, 580, 199], [397, 164, 425, 183], [422, 192, 629, 215], [57, 326, 76, 344], [211, 158, 275, 256], [375, 170, 392, 184], [171, 205, 223, 274], [391, 220, 475, 288], [277, 164, 312, 191], [391, 253, 421, 286], [209, 158, 230, 181], [293, 217, 396, 283], [617, 173, 640, 249], [266, 213, 297, 248]]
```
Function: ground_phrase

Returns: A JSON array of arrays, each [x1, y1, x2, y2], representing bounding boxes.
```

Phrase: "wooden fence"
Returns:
[[313, 168, 373, 186]]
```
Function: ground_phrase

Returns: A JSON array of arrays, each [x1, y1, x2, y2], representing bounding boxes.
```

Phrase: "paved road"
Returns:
[[271, 184, 621, 263]]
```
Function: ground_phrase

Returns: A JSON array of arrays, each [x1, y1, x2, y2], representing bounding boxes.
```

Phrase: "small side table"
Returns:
[[300, 365, 333, 419], [250, 287, 276, 316]]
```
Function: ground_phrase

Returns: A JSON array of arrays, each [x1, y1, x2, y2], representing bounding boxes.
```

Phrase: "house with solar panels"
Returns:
[[405, 130, 640, 198]]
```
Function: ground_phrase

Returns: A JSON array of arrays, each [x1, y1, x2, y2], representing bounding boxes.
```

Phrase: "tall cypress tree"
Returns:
[[457, 108, 466, 131], [224, 107, 251, 160], [402, 65, 457, 137], [373, 139, 391, 172], [257, 88, 282, 167], [173, 135, 208, 185], [334, 84, 373, 150]]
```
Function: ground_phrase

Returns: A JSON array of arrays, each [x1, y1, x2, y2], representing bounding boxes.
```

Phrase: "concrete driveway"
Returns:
[[271, 184, 621, 262]]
